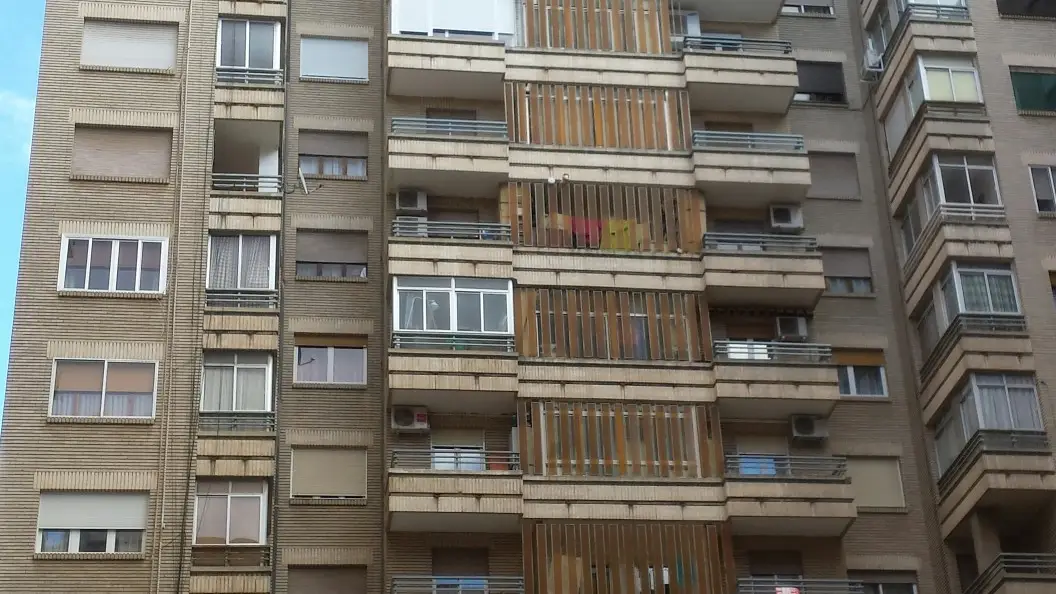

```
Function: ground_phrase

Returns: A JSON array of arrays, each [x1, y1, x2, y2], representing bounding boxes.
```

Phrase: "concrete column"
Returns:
[[969, 509, 1003, 570]]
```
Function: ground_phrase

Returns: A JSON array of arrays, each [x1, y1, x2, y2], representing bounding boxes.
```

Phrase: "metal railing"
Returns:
[[211, 173, 283, 193], [205, 289, 279, 309], [725, 454, 847, 481], [198, 411, 276, 433], [215, 67, 284, 86], [937, 429, 1050, 498], [902, 203, 1006, 278], [920, 313, 1027, 383], [392, 576, 525, 594], [392, 331, 515, 353], [703, 233, 818, 253], [390, 448, 520, 471], [714, 340, 833, 363], [738, 578, 865, 594], [391, 220, 512, 242], [693, 130, 806, 153], [682, 35, 792, 54], [883, 4, 971, 68], [888, 101, 988, 175], [390, 117, 509, 139], [965, 553, 1056, 594], [191, 545, 271, 568]]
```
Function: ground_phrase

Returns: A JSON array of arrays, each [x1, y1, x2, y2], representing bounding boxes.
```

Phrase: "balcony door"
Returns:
[[217, 20, 280, 71], [433, 548, 489, 593], [431, 429, 486, 471]]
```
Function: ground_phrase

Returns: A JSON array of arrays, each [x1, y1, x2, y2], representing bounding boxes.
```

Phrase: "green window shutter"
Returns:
[[1011, 71, 1056, 111]]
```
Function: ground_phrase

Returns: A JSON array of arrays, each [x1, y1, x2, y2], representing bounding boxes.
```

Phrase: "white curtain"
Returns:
[[296, 347, 329, 382], [202, 367, 235, 411], [235, 367, 268, 410], [986, 274, 1018, 312], [239, 236, 271, 289], [52, 392, 102, 416], [102, 392, 153, 417], [332, 348, 366, 384], [209, 236, 239, 289]]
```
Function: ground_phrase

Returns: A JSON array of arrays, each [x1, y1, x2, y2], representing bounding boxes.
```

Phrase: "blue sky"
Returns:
[[0, 1, 44, 423]]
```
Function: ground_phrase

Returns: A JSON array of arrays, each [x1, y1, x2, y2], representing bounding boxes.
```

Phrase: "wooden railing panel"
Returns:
[[522, 0, 673, 54]]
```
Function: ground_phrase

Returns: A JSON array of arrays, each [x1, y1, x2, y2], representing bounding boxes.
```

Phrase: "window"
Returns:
[[934, 373, 1043, 475], [201, 352, 271, 412], [288, 568, 369, 593], [850, 572, 919, 594], [782, 1, 834, 15], [834, 350, 887, 396], [81, 20, 178, 70], [194, 480, 267, 545], [794, 61, 847, 104], [72, 126, 173, 180], [917, 263, 1022, 354], [295, 230, 368, 278], [822, 248, 873, 294], [846, 457, 905, 508], [60, 236, 166, 293], [998, 0, 1056, 18], [1010, 70, 1056, 112], [1030, 165, 1056, 212], [50, 359, 156, 418], [294, 336, 367, 384], [863, 584, 917, 594], [884, 56, 980, 155], [217, 20, 280, 71], [207, 234, 277, 291], [37, 492, 147, 553], [298, 131, 368, 178], [807, 153, 860, 199], [291, 448, 367, 498], [431, 429, 486, 471], [394, 277, 513, 334], [390, 0, 517, 42], [300, 37, 368, 81]]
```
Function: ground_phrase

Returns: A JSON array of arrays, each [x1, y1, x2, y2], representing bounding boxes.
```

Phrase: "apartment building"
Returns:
[[3, 0, 1056, 592]]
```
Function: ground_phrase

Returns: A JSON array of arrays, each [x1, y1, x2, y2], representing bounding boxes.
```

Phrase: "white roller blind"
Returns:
[[433, 0, 496, 33], [300, 37, 368, 80], [81, 20, 178, 70], [395, 0, 432, 34], [38, 492, 149, 530], [432, 429, 485, 447]]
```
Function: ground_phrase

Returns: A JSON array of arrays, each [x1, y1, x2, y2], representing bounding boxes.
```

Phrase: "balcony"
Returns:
[[388, 117, 509, 198], [701, 233, 825, 308], [388, 449, 522, 532], [725, 455, 856, 536], [682, 36, 798, 114], [387, 36, 506, 101], [389, 332, 519, 411], [937, 431, 1056, 538], [692, 131, 811, 206], [738, 578, 864, 594], [216, 67, 284, 87], [877, 5, 974, 101], [681, 0, 785, 23], [191, 545, 271, 569], [966, 554, 1056, 594], [212, 120, 282, 195], [713, 341, 839, 419], [391, 576, 525, 594], [204, 289, 279, 309], [389, 220, 513, 278], [213, 67, 284, 120], [197, 411, 276, 434]]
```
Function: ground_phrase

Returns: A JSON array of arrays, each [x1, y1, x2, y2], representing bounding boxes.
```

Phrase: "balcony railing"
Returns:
[[902, 203, 1006, 279], [920, 313, 1028, 383], [390, 448, 521, 471], [938, 429, 1050, 498], [883, 4, 971, 68], [391, 220, 512, 242], [211, 173, 283, 193], [888, 101, 988, 175], [390, 117, 509, 139], [392, 576, 525, 594], [965, 553, 1056, 594], [703, 233, 818, 253], [198, 411, 276, 433], [215, 67, 284, 86], [682, 35, 793, 54], [191, 545, 271, 568], [693, 130, 806, 153], [392, 331, 515, 353], [725, 454, 847, 481], [205, 289, 279, 309], [714, 340, 833, 363], [738, 578, 865, 594]]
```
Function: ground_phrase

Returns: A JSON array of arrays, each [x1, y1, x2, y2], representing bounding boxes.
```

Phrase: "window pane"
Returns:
[[65, 239, 89, 289], [454, 278, 508, 290], [78, 530, 108, 553], [40, 530, 70, 552], [456, 293, 482, 332], [235, 367, 268, 410], [967, 167, 999, 205], [239, 236, 272, 289], [347, 158, 367, 177], [978, 385, 1013, 429], [854, 366, 885, 395], [398, 290, 424, 330], [195, 496, 229, 544], [959, 272, 990, 311], [115, 240, 138, 291], [925, 68, 954, 101], [115, 530, 143, 552], [202, 366, 235, 411], [140, 242, 162, 291], [838, 366, 852, 394], [88, 239, 113, 290], [425, 291, 451, 330], [951, 70, 978, 101], [1032, 167, 1056, 211], [986, 274, 1018, 312], [322, 157, 342, 175], [220, 20, 247, 67], [332, 348, 366, 384], [1009, 385, 1042, 430], [296, 347, 329, 382], [228, 497, 262, 544], [209, 236, 239, 288], [940, 163, 971, 202], [247, 22, 275, 69], [483, 293, 509, 332], [298, 156, 319, 174]]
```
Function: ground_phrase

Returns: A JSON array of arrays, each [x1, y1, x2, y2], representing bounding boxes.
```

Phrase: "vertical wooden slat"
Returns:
[[592, 290, 607, 359], [671, 295, 688, 361], [532, 401, 545, 476], [656, 404, 670, 477], [528, 83, 541, 144], [696, 406, 713, 478], [579, 524, 595, 594], [552, 290, 568, 357], [641, 90, 656, 150], [644, 293, 661, 358], [572, 401, 586, 474], [583, 402, 597, 475], [604, 87, 619, 148], [682, 406, 699, 478], [665, 525, 682, 594], [686, 294, 702, 362], [546, 402, 559, 476], [649, 525, 665, 594], [604, 291, 620, 359], [641, 404, 656, 476], [694, 524, 711, 594], [635, 0, 649, 53], [679, 90, 692, 150], [523, 522, 536, 594], [552, 522, 566, 594], [698, 297, 713, 362], [560, 184, 573, 247], [658, 0, 672, 53], [563, 0, 575, 47], [520, 288, 539, 357], [621, 0, 635, 53], [651, 189, 666, 254], [567, 87, 581, 146], [597, 402, 613, 476], [609, 0, 622, 51], [610, 402, 625, 477], [555, 85, 568, 145], [670, 406, 685, 479], [618, 291, 633, 359], [567, 290, 581, 359], [558, 401, 572, 474], [626, 404, 641, 477]]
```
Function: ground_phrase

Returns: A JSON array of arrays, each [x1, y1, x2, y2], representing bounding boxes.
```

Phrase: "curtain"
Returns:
[[951, 70, 979, 101], [978, 384, 1013, 429], [1007, 376, 1042, 429], [201, 366, 235, 411], [240, 236, 271, 289], [235, 367, 268, 411], [296, 347, 329, 382], [958, 271, 990, 311], [228, 496, 262, 544], [209, 236, 238, 289], [986, 274, 1018, 312], [854, 367, 885, 395], [52, 391, 102, 416], [332, 348, 366, 384], [194, 495, 228, 544], [103, 392, 152, 417]]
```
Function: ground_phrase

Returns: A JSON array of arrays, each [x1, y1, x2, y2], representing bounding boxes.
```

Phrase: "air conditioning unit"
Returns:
[[397, 189, 428, 213], [395, 215, 428, 237], [775, 316, 808, 341], [790, 415, 829, 442], [391, 406, 429, 432], [769, 204, 804, 233]]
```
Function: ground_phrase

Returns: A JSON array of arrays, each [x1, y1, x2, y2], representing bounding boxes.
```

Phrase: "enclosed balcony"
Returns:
[[738, 578, 864, 594], [692, 131, 811, 206], [681, 0, 785, 23], [965, 554, 1056, 594], [874, 4, 974, 98], [683, 36, 798, 114], [701, 233, 825, 308], [391, 576, 525, 594], [388, 117, 509, 198], [211, 120, 282, 194]]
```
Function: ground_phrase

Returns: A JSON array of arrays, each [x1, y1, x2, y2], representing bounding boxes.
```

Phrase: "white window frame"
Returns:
[[883, 56, 981, 155], [200, 352, 273, 413], [58, 235, 168, 294], [215, 19, 282, 70], [837, 364, 888, 396], [293, 345, 367, 385], [915, 55, 981, 103], [36, 528, 145, 554], [864, 583, 919, 594], [192, 480, 268, 546], [936, 262, 1022, 321], [206, 234, 278, 291], [1029, 165, 1056, 213], [393, 277, 515, 335], [48, 358, 159, 419], [781, 3, 834, 15]]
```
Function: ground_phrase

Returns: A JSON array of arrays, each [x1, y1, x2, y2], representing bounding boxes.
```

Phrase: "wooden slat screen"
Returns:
[[515, 288, 710, 362], [517, 402, 723, 479], [503, 182, 702, 253], [522, 0, 673, 53], [523, 521, 735, 594], [504, 83, 691, 150]]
